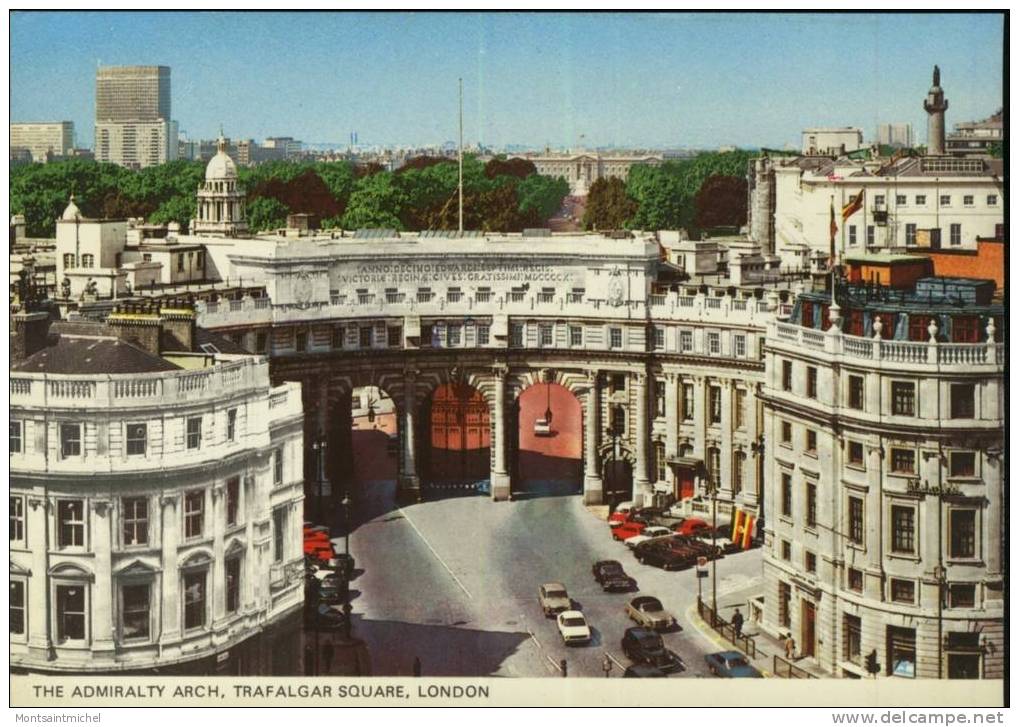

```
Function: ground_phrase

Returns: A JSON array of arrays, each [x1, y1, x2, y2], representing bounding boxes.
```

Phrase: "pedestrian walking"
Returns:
[[731, 608, 744, 639], [322, 641, 334, 674], [784, 633, 796, 660], [412, 656, 422, 677]]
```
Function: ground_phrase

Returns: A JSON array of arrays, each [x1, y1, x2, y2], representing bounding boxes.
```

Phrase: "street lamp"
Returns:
[[341, 493, 353, 639], [750, 435, 765, 539], [311, 436, 328, 524]]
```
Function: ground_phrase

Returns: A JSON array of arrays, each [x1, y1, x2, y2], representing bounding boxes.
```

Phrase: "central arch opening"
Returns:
[[423, 383, 491, 496], [350, 386, 398, 486], [511, 381, 582, 497]]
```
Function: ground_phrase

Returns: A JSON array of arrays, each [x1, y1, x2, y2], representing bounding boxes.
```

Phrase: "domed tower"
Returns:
[[923, 65, 949, 156], [192, 135, 248, 237]]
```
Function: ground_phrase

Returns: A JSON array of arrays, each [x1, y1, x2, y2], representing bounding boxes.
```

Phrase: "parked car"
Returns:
[[633, 541, 694, 571], [674, 517, 712, 537], [697, 526, 743, 555], [624, 525, 673, 549], [663, 505, 687, 519], [608, 501, 636, 523], [538, 582, 572, 617], [620, 627, 683, 673], [625, 595, 678, 631], [612, 521, 646, 542], [556, 610, 592, 645], [704, 650, 763, 678], [592, 560, 638, 592], [623, 664, 668, 678]]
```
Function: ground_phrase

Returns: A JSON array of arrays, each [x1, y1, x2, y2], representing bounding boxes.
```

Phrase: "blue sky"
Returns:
[[9, 11, 1004, 150]]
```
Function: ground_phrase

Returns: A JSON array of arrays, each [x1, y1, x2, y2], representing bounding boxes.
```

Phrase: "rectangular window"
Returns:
[[58, 500, 85, 548], [895, 194, 907, 205], [539, 324, 553, 347], [888, 626, 916, 678], [806, 483, 817, 528], [986, 195, 997, 206], [781, 421, 792, 444], [781, 540, 791, 561], [257, 331, 269, 353], [733, 452, 745, 495], [186, 417, 202, 450], [707, 332, 720, 355], [121, 584, 150, 640], [121, 423, 148, 458], [10, 496, 24, 543], [475, 287, 492, 303], [226, 477, 240, 526], [847, 568, 864, 592], [654, 382, 666, 418], [949, 510, 976, 559], [874, 194, 885, 206], [60, 423, 82, 458], [940, 194, 951, 206], [682, 384, 694, 420], [952, 317, 980, 343], [184, 490, 204, 539], [9, 421, 22, 454], [609, 327, 623, 349], [914, 195, 926, 206], [447, 324, 462, 347], [56, 585, 86, 641], [845, 614, 862, 664], [295, 331, 307, 352], [848, 496, 864, 545], [805, 551, 817, 573], [848, 375, 864, 410], [781, 473, 792, 517], [891, 505, 915, 554], [866, 225, 875, 246], [890, 448, 915, 474], [905, 223, 917, 246], [610, 406, 626, 436], [778, 581, 791, 627], [183, 571, 206, 630], [707, 448, 721, 489], [477, 324, 490, 346], [653, 327, 665, 350], [733, 334, 746, 358], [417, 287, 432, 303], [848, 441, 865, 468], [950, 384, 975, 419], [679, 330, 693, 353], [387, 326, 402, 347], [963, 195, 973, 206], [225, 409, 237, 442], [569, 325, 582, 347], [359, 327, 373, 348], [654, 441, 667, 482], [891, 579, 915, 604], [177, 255, 185, 273], [806, 367, 817, 399], [891, 381, 915, 416], [273, 506, 287, 563], [950, 223, 962, 246], [848, 225, 857, 245], [10, 580, 25, 635], [949, 452, 976, 478], [122, 497, 148, 546], [781, 360, 792, 391], [734, 388, 747, 429], [805, 429, 817, 454], [948, 584, 976, 608], [225, 557, 241, 613], [446, 287, 462, 303], [510, 324, 524, 348], [709, 387, 721, 424], [273, 447, 284, 485]]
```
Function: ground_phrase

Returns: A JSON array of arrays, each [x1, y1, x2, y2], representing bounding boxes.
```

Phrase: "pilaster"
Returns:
[[490, 365, 511, 500], [583, 369, 603, 505]]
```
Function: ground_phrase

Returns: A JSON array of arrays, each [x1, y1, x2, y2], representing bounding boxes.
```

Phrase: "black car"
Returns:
[[621, 627, 683, 673], [623, 664, 668, 678], [592, 560, 638, 592], [634, 542, 694, 571]]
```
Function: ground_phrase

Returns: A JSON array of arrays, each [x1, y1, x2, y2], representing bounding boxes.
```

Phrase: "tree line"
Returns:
[[9, 155, 569, 238]]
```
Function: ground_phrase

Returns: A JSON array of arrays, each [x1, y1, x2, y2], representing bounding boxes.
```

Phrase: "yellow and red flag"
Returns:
[[842, 189, 865, 220]]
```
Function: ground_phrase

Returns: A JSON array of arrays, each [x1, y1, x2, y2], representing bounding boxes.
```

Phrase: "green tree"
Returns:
[[626, 165, 686, 230], [694, 174, 748, 230], [341, 172, 407, 230], [149, 195, 198, 231], [246, 197, 290, 232], [582, 177, 637, 230], [516, 174, 569, 226], [484, 156, 537, 180]]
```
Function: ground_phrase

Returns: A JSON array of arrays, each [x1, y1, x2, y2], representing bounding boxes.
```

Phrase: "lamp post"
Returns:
[[341, 493, 353, 639], [710, 469, 718, 614], [750, 435, 765, 539], [311, 436, 327, 523]]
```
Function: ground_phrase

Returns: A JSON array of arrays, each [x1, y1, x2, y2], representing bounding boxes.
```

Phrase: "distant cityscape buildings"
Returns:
[[511, 149, 664, 195], [94, 65, 178, 169], [10, 122, 75, 163], [876, 123, 914, 149], [801, 128, 864, 156], [947, 110, 1003, 156]]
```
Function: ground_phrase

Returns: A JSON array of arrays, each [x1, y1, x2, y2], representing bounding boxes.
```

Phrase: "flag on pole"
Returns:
[[842, 189, 865, 220], [829, 196, 837, 267]]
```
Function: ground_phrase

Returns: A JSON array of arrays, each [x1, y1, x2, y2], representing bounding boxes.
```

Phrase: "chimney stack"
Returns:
[[158, 301, 197, 352], [106, 305, 163, 357], [10, 311, 51, 364]]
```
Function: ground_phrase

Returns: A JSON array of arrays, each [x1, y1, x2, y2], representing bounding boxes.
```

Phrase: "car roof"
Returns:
[[712, 650, 744, 659], [632, 595, 662, 606], [596, 560, 621, 567], [559, 610, 585, 619], [625, 626, 658, 638], [542, 582, 567, 591]]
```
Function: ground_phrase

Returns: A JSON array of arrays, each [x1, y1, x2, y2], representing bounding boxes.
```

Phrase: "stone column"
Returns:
[[26, 497, 52, 658], [583, 370, 603, 505], [159, 494, 181, 645], [693, 376, 707, 495], [91, 499, 115, 659], [490, 366, 511, 501], [211, 485, 226, 626], [718, 378, 734, 501], [398, 370, 421, 502], [664, 372, 680, 499], [632, 372, 652, 505]]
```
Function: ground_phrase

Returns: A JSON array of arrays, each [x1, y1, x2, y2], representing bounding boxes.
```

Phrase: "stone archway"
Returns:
[[421, 382, 491, 494], [599, 444, 635, 507], [512, 380, 582, 497]]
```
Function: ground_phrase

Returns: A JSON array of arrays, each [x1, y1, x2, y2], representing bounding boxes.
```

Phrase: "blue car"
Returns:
[[704, 650, 763, 678]]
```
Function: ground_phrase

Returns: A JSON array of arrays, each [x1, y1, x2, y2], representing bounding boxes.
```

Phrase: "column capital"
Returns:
[[664, 371, 680, 384], [492, 364, 509, 380], [632, 372, 647, 387], [160, 494, 179, 508]]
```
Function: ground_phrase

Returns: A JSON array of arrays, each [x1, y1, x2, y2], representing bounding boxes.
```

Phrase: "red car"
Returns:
[[673, 517, 711, 537], [608, 503, 636, 524], [613, 521, 646, 541]]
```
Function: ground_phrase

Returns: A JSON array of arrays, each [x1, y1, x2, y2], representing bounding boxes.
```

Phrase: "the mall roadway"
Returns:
[[332, 481, 764, 678]]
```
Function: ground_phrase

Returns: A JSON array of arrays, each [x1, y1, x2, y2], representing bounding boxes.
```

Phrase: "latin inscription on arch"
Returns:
[[335, 262, 581, 285]]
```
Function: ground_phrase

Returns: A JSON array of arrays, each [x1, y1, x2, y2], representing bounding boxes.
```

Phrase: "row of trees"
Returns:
[[582, 150, 753, 236], [9, 154, 569, 238]]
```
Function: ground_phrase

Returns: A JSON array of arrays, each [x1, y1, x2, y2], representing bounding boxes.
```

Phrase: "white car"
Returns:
[[663, 504, 686, 519], [624, 526, 673, 549], [556, 610, 592, 645]]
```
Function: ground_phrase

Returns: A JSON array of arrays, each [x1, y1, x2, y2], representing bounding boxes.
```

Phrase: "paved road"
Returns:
[[335, 481, 764, 678]]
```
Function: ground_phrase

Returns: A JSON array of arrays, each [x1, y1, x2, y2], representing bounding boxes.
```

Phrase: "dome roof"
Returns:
[[205, 136, 238, 181], [61, 195, 82, 220]]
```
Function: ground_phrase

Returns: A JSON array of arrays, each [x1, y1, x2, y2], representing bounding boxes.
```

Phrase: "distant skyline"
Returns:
[[10, 11, 1005, 151]]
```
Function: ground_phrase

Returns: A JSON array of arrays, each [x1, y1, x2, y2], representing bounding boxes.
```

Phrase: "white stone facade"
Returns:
[[512, 151, 662, 195], [9, 357, 305, 673]]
